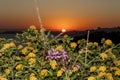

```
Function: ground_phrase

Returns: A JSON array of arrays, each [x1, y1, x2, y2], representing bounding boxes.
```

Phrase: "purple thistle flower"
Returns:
[[46, 48, 67, 60]]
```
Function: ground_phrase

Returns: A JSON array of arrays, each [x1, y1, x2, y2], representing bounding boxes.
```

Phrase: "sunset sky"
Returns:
[[0, 0, 120, 31]]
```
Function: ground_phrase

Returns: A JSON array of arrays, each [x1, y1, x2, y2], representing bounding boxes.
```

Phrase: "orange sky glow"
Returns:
[[0, 0, 120, 31]]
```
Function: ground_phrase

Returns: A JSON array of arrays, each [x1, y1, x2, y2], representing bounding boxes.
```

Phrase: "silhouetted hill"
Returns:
[[0, 27, 120, 44], [73, 27, 120, 44]]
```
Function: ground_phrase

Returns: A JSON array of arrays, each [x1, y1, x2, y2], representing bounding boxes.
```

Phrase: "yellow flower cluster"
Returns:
[[70, 42, 77, 48], [73, 67, 78, 72], [0, 75, 8, 80], [115, 69, 120, 76], [15, 56, 21, 61], [88, 42, 93, 46], [94, 42, 98, 47], [1, 42, 16, 50], [57, 69, 64, 77], [98, 72, 106, 77], [32, 49, 38, 53], [114, 60, 120, 66], [98, 72, 114, 80], [87, 76, 96, 80], [90, 66, 97, 72], [16, 64, 23, 70], [17, 45, 23, 50], [106, 73, 113, 80], [40, 69, 48, 77], [4, 68, 11, 74], [28, 58, 36, 65], [110, 67, 119, 71], [21, 47, 28, 55], [55, 45, 63, 51], [50, 60, 57, 70], [98, 66, 106, 72], [110, 67, 120, 77], [63, 34, 68, 38], [25, 53, 36, 60], [100, 53, 108, 60], [29, 25, 36, 30], [40, 27, 46, 33], [105, 39, 112, 46], [29, 73, 38, 80], [77, 40, 81, 44], [27, 52, 36, 58]]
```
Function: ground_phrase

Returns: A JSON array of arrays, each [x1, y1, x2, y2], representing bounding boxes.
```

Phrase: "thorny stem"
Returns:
[[34, 0, 43, 28], [85, 30, 90, 64]]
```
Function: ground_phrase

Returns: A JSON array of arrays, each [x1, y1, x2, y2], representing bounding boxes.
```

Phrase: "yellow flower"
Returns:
[[106, 73, 113, 80], [94, 42, 98, 47], [0, 53, 2, 57], [56, 45, 63, 51], [26, 46, 34, 50], [114, 60, 120, 66], [73, 67, 78, 72], [29, 73, 37, 80], [30, 25, 36, 30], [63, 34, 68, 38], [68, 70, 73, 76], [88, 42, 93, 46], [105, 39, 112, 46], [100, 53, 108, 60], [21, 48, 28, 55], [16, 64, 23, 70], [99, 66, 106, 72], [27, 52, 36, 58], [115, 69, 120, 76], [40, 27, 46, 33], [87, 76, 96, 80], [2, 42, 16, 50], [110, 54, 116, 59], [15, 56, 21, 60], [77, 40, 81, 44], [9, 42, 16, 47], [17, 45, 23, 50], [57, 69, 64, 77], [110, 67, 119, 71], [0, 75, 8, 80], [107, 77, 114, 80], [26, 42, 32, 46], [32, 49, 38, 53], [70, 42, 77, 48], [106, 73, 112, 77], [1, 43, 10, 50], [4, 68, 11, 74], [98, 72, 106, 77], [50, 60, 57, 70], [40, 69, 48, 77], [90, 66, 97, 72], [28, 58, 36, 65], [101, 38, 105, 42]]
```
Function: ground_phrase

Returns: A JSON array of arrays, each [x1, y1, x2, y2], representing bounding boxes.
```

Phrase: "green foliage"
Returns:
[[0, 25, 120, 80]]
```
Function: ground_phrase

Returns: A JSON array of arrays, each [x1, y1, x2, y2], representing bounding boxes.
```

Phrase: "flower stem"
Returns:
[[85, 30, 90, 64]]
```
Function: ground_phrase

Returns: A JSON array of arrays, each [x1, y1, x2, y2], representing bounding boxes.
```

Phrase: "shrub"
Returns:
[[0, 25, 120, 80]]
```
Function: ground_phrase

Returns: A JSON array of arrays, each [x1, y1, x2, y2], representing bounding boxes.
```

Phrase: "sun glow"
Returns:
[[62, 29, 66, 33]]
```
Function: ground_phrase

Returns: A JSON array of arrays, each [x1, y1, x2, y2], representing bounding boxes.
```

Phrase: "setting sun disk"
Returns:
[[62, 29, 66, 33]]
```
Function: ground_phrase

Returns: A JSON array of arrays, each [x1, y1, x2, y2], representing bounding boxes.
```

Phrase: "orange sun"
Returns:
[[61, 29, 66, 33]]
